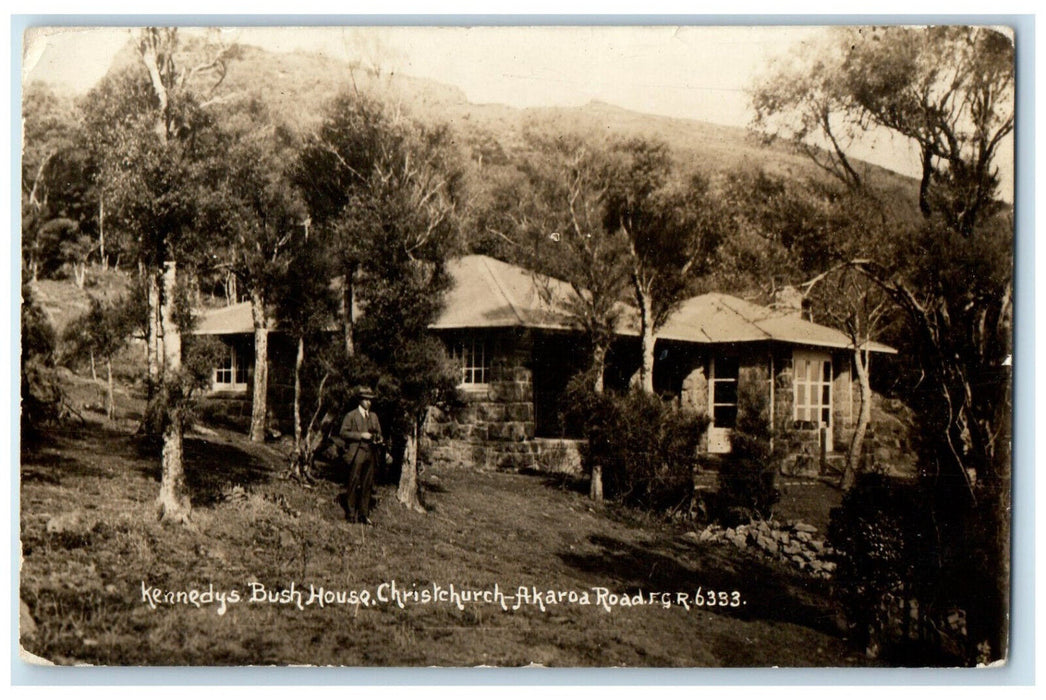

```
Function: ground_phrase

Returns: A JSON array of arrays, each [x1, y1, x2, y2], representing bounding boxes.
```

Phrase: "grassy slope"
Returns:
[[20, 378, 866, 667], [101, 37, 923, 213], [29, 269, 131, 335]]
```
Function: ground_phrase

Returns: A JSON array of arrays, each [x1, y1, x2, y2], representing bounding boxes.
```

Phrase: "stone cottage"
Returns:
[[195, 254, 900, 474], [651, 293, 897, 471], [426, 256, 897, 474]]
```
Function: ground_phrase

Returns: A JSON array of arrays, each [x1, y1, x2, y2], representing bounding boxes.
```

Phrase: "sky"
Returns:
[[21, 24, 1014, 200]]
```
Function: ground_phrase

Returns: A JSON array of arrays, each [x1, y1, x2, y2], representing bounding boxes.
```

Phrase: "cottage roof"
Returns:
[[658, 292, 896, 353], [196, 255, 894, 354], [196, 256, 602, 335], [195, 301, 254, 335], [431, 255, 627, 331]]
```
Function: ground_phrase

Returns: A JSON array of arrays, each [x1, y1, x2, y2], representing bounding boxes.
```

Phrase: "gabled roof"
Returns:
[[658, 293, 896, 354]]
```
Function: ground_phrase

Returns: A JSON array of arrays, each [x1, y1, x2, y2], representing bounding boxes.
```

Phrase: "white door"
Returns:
[[793, 350, 833, 452], [707, 355, 738, 454]]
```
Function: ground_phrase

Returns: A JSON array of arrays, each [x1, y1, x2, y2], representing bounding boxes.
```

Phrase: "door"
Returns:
[[532, 333, 588, 438], [793, 350, 833, 452], [707, 354, 738, 454]]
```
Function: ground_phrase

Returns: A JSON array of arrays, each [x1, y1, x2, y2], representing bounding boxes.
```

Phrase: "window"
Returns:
[[450, 337, 490, 387], [710, 354, 739, 428], [793, 350, 832, 426], [213, 344, 248, 390]]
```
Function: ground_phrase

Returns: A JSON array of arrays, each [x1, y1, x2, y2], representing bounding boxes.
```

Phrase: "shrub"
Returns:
[[566, 376, 709, 512], [21, 284, 63, 446], [827, 472, 971, 665], [714, 380, 780, 525]]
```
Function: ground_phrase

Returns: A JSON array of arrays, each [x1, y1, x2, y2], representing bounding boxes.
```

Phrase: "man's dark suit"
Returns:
[[338, 407, 383, 522]]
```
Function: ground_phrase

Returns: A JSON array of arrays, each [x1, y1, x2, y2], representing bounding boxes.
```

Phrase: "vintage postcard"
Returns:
[[18, 24, 1016, 670]]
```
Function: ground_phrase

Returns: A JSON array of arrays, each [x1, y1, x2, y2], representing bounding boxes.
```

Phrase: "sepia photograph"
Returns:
[[17, 22, 1016, 669]]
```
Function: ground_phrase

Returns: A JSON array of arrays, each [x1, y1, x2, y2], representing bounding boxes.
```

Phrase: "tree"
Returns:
[[208, 98, 307, 442], [294, 94, 397, 358], [61, 296, 136, 420], [512, 134, 631, 394], [500, 134, 632, 503], [79, 28, 235, 524], [273, 227, 339, 481], [754, 27, 1013, 235], [751, 39, 866, 191], [805, 266, 892, 490], [300, 94, 465, 513], [841, 27, 1013, 234], [751, 26, 1014, 662], [350, 116, 465, 513], [21, 82, 94, 280], [604, 137, 724, 393], [21, 284, 63, 446]]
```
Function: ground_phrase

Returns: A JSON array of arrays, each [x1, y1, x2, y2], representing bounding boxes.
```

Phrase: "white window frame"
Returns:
[[213, 343, 249, 392], [450, 336, 490, 389], [793, 349, 832, 429], [709, 353, 739, 429], [705, 354, 739, 454]]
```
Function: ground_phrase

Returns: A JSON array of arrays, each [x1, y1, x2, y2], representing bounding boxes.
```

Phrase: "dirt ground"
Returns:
[[20, 384, 869, 668]]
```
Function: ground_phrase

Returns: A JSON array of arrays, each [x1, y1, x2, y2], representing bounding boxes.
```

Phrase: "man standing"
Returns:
[[338, 387, 383, 524]]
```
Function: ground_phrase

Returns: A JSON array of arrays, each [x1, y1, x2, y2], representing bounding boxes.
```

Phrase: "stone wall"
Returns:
[[680, 365, 709, 416], [861, 395, 918, 475], [423, 329, 584, 474], [421, 333, 914, 477], [425, 437, 584, 473], [673, 345, 876, 474], [438, 329, 535, 440]]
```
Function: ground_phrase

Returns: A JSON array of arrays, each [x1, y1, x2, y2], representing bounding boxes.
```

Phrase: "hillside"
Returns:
[[29, 269, 131, 334], [21, 407, 871, 667], [91, 35, 921, 213]]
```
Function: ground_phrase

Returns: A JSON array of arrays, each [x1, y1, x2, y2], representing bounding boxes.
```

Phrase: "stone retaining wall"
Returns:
[[424, 436, 584, 473]]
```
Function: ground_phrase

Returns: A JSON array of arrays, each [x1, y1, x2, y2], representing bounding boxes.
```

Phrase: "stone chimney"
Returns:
[[770, 285, 813, 321]]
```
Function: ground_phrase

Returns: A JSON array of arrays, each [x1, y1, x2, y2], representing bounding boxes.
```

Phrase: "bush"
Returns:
[[21, 284, 63, 446], [566, 376, 709, 512], [827, 473, 971, 665], [714, 381, 780, 525]]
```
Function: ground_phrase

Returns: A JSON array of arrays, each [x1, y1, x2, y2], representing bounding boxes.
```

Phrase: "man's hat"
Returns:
[[356, 386, 376, 400]]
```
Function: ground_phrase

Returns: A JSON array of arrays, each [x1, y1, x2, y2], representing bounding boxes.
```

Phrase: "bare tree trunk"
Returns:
[[590, 342, 606, 502], [592, 343, 607, 394], [293, 335, 304, 450], [160, 262, 181, 371], [105, 358, 114, 420], [89, 352, 98, 382], [98, 198, 106, 270], [74, 262, 86, 289], [590, 464, 604, 502], [293, 372, 329, 481], [397, 421, 426, 513], [636, 282, 656, 394], [147, 269, 160, 385], [157, 260, 190, 524], [157, 407, 190, 523], [249, 288, 269, 443], [841, 349, 872, 491], [343, 262, 356, 357], [225, 273, 237, 306]]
